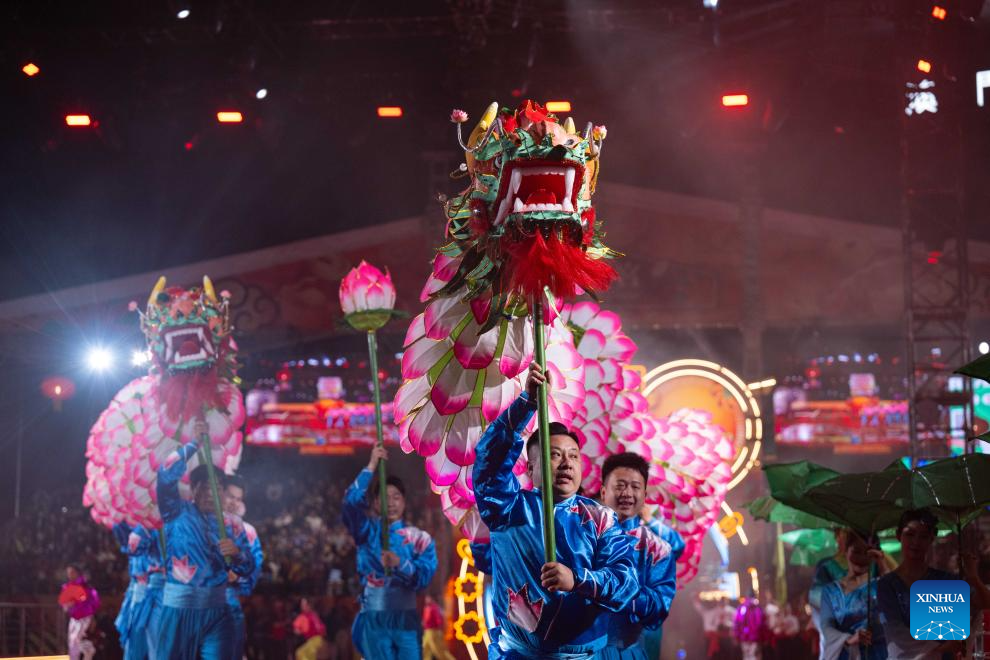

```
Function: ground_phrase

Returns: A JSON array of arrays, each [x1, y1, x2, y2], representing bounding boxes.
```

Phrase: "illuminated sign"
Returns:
[[642, 359, 765, 490]]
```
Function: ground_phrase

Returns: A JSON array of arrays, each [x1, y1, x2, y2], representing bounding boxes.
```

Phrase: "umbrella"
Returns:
[[763, 461, 843, 525], [803, 455, 990, 534], [745, 495, 836, 530]]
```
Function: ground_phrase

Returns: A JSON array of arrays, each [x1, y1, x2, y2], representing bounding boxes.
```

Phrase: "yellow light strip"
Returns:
[[642, 369, 749, 427], [747, 378, 777, 391], [727, 440, 761, 490]]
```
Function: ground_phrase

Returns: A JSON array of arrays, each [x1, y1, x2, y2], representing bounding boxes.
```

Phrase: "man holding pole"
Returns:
[[154, 424, 257, 660], [473, 362, 639, 659], [343, 445, 438, 659]]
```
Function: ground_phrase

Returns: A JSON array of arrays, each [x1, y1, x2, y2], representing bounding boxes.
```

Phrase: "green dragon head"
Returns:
[[138, 275, 233, 375], [449, 100, 606, 249], [436, 101, 615, 321]]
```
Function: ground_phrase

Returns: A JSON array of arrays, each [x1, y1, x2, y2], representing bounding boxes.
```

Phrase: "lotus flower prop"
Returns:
[[338, 260, 397, 559], [340, 260, 397, 332], [83, 276, 245, 530]]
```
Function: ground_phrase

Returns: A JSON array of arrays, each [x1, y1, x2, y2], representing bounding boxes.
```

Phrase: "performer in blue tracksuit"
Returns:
[[343, 444, 439, 659], [473, 362, 639, 659], [154, 431, 256, 660], [597, 452, 679, 659], [112, 523, 164, 660], [221, 475, 263, 660]]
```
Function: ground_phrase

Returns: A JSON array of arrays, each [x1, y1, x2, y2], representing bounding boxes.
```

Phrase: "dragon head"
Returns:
[[452, 100, 605, 247], [438, 101, 615, 321], [138, 276, 232, 375]]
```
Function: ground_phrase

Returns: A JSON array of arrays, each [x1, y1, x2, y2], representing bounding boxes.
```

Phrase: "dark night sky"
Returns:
[[2, 0, 987, 306]]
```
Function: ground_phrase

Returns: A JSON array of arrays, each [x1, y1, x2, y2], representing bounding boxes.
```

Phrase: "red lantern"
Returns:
[[41, 376, 76, 411]]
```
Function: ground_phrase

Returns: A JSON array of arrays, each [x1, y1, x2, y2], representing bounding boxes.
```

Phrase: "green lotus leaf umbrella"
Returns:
[[745, 496, 836, 530]]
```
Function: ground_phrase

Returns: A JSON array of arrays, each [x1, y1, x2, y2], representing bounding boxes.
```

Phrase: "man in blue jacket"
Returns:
[[222, 475, 263, 660], [473, 362, 639, 658], [597, 452, 680, 658], [112, 523, 164, 660], [154, 428, 256, 660], [343, 445, 438, 658]]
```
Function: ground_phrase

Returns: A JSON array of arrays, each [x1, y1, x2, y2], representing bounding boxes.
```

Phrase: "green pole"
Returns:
[[532, 299, 557, 563], [367, 330, 390, 559], [197, 428, 230, 563]]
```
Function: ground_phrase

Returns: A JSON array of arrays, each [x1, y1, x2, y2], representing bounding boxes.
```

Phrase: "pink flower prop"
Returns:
[[83, 374, 245, 529], [450, 109, 469, 124], [339, 260, 396, 315], [507, 585, 544, 633]]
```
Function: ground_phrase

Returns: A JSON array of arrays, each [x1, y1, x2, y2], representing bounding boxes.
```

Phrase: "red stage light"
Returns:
[[217, 111, 243, 123], [931, 5, 946, 20], [22, 62, 40, 77], [377, 106, 403, 118], [545, 101, 572, 113], [917, 59, 932, 73], [721, 94, 749, 107], [65, 114, 92, 127], [927, 250, 942, 264]]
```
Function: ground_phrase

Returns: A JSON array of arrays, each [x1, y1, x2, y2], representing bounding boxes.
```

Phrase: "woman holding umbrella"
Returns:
[[876, 509, 990, 659], [820, 532, 887, 659]]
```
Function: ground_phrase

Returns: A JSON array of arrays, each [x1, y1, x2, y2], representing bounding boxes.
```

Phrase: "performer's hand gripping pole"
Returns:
[[533, 299, 557, 563], [367, 329, 390, 564]]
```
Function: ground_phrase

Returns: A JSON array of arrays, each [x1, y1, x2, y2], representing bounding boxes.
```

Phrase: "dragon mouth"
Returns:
[[161, 325, 215, 367], [493, 159, 584, 226]]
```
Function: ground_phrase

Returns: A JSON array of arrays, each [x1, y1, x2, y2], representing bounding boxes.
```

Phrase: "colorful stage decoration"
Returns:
[[83, 276, 245, 531], [395, 101, 737, 581], [339, 260, 398, 559], [244, 399, 400, 449]]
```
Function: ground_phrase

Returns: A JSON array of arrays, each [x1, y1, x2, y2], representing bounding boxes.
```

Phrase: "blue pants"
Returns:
[[229, 601, 245, 660], [156, 604, 233, 660], [118, 582, 163, 660], [352, 611, 421, 659]]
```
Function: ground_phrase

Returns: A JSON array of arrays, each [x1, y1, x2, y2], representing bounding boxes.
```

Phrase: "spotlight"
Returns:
[[131, 349, 150, 367], [545, 101, 572, 113], [721, 94, 749, 107], [376, 106, 403, 118], [216, 111, 243, 123], [65, 114, 93, 127], [177, 8, 190, 19], [917, 59, 932, 74], [931, 5, 946, 20], [255, 88, 268, 100], [979, 342, 989, 355], [86, 347, 114, 372], [22, 62, 40, 77]]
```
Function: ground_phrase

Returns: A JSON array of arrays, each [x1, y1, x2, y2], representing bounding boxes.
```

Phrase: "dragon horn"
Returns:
[[562, 117, 576, 134], [203, 275, 218, 303], [147, 276, 166, 307], [458, 101, 500, 153]]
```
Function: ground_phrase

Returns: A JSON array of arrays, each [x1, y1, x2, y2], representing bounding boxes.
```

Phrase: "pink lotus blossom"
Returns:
[[450, 109, 469, 124], [339, 260, 396, 315], [171, 556, 197, 583]]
